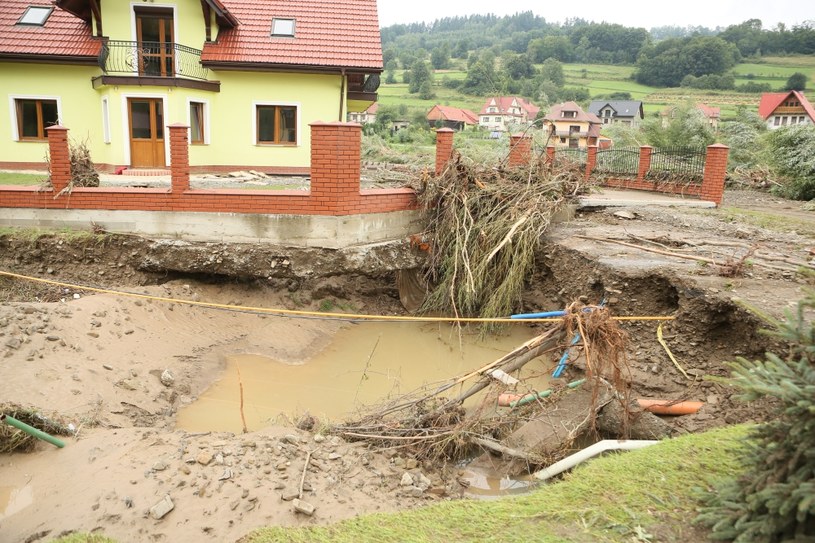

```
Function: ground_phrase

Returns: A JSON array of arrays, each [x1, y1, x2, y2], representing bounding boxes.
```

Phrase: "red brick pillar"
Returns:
[[435, 128, 454, 176], [310, 122, 361, 215], [585, 145, 598, 180], [46, 125, 70, 193], [168, 123, 190, 193], [508, 133, 532, 168], [638, 145, 653, 182], [701, 143, 729, 207], [545, 145, 556, 166]]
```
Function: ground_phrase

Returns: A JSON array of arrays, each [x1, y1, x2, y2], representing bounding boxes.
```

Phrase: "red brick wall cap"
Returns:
[[707, 143, 729, 149], [510, 133, 532, 139], [45, 125, 69, 132], [168, 123, 190, 129], [435, 127, 454, 133], [310, 121, 362, 128]]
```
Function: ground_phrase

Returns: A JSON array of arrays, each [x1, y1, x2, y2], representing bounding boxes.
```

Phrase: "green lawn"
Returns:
[[245, 425, 749, 543], [0, 172, 46, 186]]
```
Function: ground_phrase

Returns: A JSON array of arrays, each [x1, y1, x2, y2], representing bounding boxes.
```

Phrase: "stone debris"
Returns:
[[196, 451, 213, 466], [292, 498, 315, 516], [160, 369, 175, 387], [149, 495, 174, 520]]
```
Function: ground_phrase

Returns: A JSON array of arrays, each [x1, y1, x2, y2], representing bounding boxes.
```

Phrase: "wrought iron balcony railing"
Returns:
[[99, 40, 210, 81]]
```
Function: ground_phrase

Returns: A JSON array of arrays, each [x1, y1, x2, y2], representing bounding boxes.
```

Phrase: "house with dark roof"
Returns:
[[478, 97, 540, 132], [542, 102, 602, 149], [588, 100, 644, 128], [758, 90, 815, 130], [0, 0, 382, 172], [426, 105, 478, 131]]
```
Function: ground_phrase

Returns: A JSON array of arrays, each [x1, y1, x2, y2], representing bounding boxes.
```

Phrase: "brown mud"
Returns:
[[0, 189, 812, 542]]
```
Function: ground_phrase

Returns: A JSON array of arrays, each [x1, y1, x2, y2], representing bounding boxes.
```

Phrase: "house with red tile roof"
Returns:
[[660, 103, 721, 130], [758, 90, 815, 130], [542, 102, 602, 149], [426, 105, 478, 131], [0, 0, 382, 173], [348, 103, 379, 125], [478, 97, 540, 132]]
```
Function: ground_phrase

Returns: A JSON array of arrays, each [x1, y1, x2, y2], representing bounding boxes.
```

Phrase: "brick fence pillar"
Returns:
[[168, 123, 190, 193], [545, 145, 556, 166], [585, 145, 598, 180], [46, 125, 70, 193], [435, 128, 454, 176], [701, 143, 729, 207], [637, 145, 653, 181], [508, 133, 532, 168], [310, 122, 361, 215]]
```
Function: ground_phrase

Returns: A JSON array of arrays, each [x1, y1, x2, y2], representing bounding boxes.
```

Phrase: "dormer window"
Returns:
[[271, 18, 295, 37], [562, 111, 577, 118], [17, 5, 53, 26]]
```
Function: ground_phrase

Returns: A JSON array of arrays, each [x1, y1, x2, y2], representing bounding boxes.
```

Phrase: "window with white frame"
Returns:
[[189, 101, 207, 144], [13, 97, 59, 140], [271, 18, 295, 37], [17, 6, 53, 26]]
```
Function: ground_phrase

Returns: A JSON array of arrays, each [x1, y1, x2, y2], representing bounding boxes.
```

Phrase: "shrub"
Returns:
[[765, 125, 815, 200], [697, 275, 815, 542]]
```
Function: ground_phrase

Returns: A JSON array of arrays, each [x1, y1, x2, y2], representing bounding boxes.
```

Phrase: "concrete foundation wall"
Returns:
[[0, 208, 424, 249]]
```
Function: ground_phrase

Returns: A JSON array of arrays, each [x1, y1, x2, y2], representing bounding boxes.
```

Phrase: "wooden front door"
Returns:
[[135, 8, 174, 77], [128, 98, 166, 168]]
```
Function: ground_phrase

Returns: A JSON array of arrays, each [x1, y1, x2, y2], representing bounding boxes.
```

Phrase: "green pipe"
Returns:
[[510, 378, 587, 408], [1, 414, 65, 448]]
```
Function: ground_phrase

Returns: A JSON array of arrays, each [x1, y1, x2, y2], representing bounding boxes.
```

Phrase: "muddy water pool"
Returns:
[[177, 321, 550, 433]]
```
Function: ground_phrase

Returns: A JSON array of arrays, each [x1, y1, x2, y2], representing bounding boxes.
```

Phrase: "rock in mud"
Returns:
[[597, 400, 673, 440], [292, 498, 315, 516], [149, 495, 174, 520], [160, 369, 175, 387]]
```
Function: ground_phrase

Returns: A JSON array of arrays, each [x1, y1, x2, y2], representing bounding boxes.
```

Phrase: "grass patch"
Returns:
[[245, 425, 749, 543], [719, 206, 815, 236], [0, 172, 46, 186]]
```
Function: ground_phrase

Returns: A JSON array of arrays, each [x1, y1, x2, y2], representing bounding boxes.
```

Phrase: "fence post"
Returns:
[[310, 121, 362, 215], [168, 123, 190, 193], [435, 128, 454, 176], [545, 145, 556, 167], [701, 144, 729, 206], [508, 133, 532, 168], [637, 145, 653, 182], [46, 125, 71, 193], [585, 145, 598, 180]]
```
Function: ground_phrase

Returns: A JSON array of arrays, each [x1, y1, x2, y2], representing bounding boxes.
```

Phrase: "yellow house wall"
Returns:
[[104, 0, 206, 46]]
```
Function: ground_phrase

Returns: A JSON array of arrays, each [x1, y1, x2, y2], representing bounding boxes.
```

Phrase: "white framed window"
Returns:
[[271, 18, 295, 37], [187, 99, 209, 145], [9, 94, 62, 141], [18, 6, 53, 26], [253, 102, 299, 145], [101, 97, 111, 143]]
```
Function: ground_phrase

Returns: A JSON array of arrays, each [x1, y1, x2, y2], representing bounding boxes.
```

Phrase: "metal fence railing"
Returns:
[[594, 147, 640, 176], [99, 40, 210, 81], [647, 147, 706, 182], [555, 147, 587, 166]]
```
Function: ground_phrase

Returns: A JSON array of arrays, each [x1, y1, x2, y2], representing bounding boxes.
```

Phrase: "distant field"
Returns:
[[374, 56, 812, 121]]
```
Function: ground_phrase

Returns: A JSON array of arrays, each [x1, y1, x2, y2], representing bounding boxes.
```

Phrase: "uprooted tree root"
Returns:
[[418, 153, 592, 330], [331, 304, 631, 466], [0, 403, 74, 453]]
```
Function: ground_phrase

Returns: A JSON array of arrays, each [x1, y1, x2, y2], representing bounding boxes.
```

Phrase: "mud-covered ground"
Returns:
[[0, 188, 812, 542]]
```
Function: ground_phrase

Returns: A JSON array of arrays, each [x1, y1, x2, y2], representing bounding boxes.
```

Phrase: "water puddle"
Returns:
[[0, 484, 34, 520], [177, 321, 548, 433], [460, 466, 536, 499]]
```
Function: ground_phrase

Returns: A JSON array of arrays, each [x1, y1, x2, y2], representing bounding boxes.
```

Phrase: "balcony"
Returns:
[[92, 40, 220, 92], [553, 129, 589, 138]]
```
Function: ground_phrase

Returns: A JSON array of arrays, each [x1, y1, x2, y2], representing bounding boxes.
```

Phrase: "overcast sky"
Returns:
[[377, 0, 810, 30]]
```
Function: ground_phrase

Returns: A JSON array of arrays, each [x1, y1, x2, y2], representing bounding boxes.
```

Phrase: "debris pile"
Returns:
[[0, 403, 73, 453]]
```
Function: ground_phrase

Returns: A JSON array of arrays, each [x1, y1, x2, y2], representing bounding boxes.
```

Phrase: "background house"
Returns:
[[426, 105, 478, 131], [478, 96, 540, 132], [759, 90, 815, 130], [542, 102, 602, 148], [660, 103, 721, 130], [348, 103, 379, 125], [0, 0, 383, 173], [588, 100, 644, 127]]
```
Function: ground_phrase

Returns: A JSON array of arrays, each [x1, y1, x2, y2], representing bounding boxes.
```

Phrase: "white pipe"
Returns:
[[533, 439, 659, 481]]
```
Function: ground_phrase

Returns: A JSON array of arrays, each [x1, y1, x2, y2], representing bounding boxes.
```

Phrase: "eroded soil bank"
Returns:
[[0, 189, 812, 542]]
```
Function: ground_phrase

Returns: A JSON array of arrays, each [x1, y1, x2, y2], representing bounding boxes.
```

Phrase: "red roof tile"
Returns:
[[0, 1, 101, 59], [427, 105, 478, 124], [759, 90, 815, 122], [201, 0, 383, 70], [696, 103, 720, 119]]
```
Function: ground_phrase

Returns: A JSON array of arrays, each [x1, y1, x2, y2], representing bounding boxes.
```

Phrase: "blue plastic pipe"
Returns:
[[510, 310, 566, 320]]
